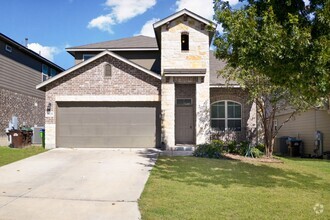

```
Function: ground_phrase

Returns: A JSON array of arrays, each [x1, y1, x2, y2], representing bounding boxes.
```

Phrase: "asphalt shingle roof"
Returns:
[[67, 35, 158, 50]]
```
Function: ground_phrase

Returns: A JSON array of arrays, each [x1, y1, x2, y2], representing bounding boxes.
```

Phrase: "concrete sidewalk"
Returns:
[[0, 148, 158, 220]]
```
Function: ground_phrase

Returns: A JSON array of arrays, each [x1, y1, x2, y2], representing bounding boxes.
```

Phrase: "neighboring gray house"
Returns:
[[0, 33, 64, 144], [37, 9, 257, 149]]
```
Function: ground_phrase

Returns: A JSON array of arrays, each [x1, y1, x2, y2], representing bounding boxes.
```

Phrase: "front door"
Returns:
[[175, 102, 194, 144]]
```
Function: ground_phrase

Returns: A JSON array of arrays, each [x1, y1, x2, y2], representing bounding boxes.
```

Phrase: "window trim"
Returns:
[[104, 63, 112, 77], [5, 44, 12, 53], [211, 100, 242, 131], [41, 64, 49, 82]]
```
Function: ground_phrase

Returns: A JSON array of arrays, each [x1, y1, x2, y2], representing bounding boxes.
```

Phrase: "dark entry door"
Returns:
[[175, 104, 194, 144]]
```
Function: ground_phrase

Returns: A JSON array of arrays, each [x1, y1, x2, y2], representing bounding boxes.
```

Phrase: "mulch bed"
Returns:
[[223, 153, 283, 163]]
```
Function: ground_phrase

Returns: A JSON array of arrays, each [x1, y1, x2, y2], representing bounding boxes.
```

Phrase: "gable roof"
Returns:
[[37, 50, 161, 91], [153, 8, 216, 29], [153, 9, 217, 48], [66, 35, 158, 56], [0, 33, 64, 71]]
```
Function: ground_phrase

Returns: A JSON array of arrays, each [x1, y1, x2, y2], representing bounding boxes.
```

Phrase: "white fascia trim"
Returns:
[[209, 84, 241, 88], [66, 48, 159, 52], [37, 50, 161, 90], [153, 9, 216, 29], [55, 95, 160, 102]]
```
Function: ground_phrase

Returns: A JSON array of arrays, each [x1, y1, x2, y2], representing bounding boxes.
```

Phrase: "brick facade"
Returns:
[[44, 54, 161, 148], [0, 88, 45, 137], [45, 54, 161, 124], [210, 88, 257, 142]]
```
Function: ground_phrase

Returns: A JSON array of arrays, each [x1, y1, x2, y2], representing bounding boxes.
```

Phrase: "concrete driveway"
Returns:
[[0, 148, 158, 220]]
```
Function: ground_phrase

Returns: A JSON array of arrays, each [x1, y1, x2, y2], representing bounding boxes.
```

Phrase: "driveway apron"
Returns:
[[0, 148, 157, 220]]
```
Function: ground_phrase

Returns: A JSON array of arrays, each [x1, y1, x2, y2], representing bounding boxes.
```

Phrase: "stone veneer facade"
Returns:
[[44, 54, 161, 149], [0, 88, 44, 139], [161, 16, 210, 148]]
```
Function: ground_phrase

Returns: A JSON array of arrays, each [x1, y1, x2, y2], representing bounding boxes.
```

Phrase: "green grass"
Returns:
[[139, 156, 330, 220], [0, 146, 46, 167]]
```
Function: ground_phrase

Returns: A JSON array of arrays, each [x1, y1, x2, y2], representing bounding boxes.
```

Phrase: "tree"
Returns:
[[220, 67, 309, 157], [212, 0, 329, 157], [214, 0, 330, 103]]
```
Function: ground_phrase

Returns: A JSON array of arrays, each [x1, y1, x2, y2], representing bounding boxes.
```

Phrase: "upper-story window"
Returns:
[[211, 101, 242, 131], [42, 64, 58, 81], [42, 64, 49, 81], [83, 54, 95, 61], [181, 32, 189, 51]]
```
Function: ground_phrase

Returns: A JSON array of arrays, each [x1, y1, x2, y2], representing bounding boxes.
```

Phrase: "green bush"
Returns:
[[193, 140, 224, 159], [254, 144, 265, 153], [251, 147, 264, 158], [225, 141, 250, 156]]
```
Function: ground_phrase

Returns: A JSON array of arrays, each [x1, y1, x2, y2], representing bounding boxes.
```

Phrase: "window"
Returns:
[[50, 68, 57, 77], [5, 44, 12, 53], [104, 63, 111, 77], [83, 54, 95, 61], [211, 101, 242, 131], [181, 32, 189, 51], [42, 64, 49, 81], [176, 98, 192, 106]]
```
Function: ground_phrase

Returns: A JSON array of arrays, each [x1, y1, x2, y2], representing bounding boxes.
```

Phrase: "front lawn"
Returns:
[[0, 146, 46, 167], [139, 156, 330, 220]]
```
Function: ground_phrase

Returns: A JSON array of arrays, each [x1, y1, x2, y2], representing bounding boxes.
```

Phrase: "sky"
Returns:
[[0, 0, 308, 70]]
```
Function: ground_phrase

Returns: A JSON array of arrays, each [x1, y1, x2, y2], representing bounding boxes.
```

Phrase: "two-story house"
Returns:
[[0, 33, 64, 145], [37, 9, 257, 149]]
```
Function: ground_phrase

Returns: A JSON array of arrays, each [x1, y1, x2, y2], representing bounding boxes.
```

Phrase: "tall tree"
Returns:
[[214, 0, 330, 103], [213, 0, 329, 157]]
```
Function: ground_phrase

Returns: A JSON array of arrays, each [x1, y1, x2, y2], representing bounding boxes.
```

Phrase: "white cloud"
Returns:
[[175, 0, 241, 20], [136, 18, 160, 37], [88, 0, 156, 33], [87, 15, 115, 33], [27, 43, 60, 61], [105, 0, 156, 23], [175, 0, 214, 20]]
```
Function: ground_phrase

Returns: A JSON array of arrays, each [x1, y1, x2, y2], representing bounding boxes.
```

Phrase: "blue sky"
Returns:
[[0, 0, 242, 69]]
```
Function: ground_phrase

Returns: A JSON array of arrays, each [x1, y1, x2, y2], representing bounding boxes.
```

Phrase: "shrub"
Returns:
[[254, 144, 265, 153], [193, 140, 224, 159], [250, 147, 264, 158], [225, 141, 250, 156]]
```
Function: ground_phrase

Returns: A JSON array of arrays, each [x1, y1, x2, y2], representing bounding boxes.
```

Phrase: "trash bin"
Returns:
[[7, 130, 24, 148], [278, 136, 290, 155], [39, 129, 45, 148], [288, 139, 303, 157]]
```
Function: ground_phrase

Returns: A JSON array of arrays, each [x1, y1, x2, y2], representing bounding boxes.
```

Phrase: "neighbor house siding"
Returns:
[[0, 41, 41, 71], [276, 109, 330, 155], [0, 54, 46, 137], [0, 54, 44, 98]]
